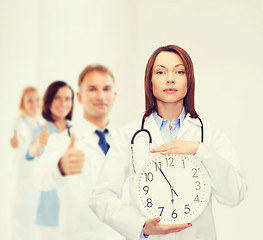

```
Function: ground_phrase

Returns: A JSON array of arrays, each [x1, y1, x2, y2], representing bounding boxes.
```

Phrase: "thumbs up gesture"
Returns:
[[58, 133, 85, 176], [38, 123, 49, 148], [10, 129, 19, 148]]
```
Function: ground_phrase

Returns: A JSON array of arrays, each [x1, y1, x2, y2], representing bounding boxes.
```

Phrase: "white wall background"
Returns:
[[0, 0, 262, 239]]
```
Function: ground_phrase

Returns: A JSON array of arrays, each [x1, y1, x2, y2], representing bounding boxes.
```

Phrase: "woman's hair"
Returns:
[[19, 86, 39, 116], [42, 81, 74, 121], [144, 44, 198, 119]]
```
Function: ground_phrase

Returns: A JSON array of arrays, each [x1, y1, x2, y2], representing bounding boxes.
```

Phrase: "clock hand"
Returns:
[[171, 189, 175, 208], [157, 166, 178, 197], [171, 188, 178, 197], [157, 166, 172, 186]]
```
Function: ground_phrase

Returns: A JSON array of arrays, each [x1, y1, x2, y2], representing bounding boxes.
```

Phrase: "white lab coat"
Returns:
[[89, 113, 247, 240], [9, 115, 42, 240], [33, 118, 124, 240]]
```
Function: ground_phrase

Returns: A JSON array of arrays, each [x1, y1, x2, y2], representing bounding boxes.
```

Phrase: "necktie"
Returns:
[[95, 129, 110, 155]]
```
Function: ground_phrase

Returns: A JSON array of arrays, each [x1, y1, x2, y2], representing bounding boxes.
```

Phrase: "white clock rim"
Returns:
[[133, 153, 211, 224]]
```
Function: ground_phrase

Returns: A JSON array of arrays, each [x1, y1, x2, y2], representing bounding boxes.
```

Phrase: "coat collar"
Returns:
[[143, 113, 202, 146], [72, 118, 115, 149], [177, 113, 202, 139], [23, 115, 43, 128], [74, 118, 113, 136]]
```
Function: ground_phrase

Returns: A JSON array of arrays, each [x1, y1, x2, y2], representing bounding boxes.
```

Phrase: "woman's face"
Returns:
[[50, 86, 73, 120], [23, 90, 41, 117], [151, 51, 187, 108]]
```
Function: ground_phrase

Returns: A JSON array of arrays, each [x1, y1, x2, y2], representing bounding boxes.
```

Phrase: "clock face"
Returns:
[[133, 154, 211, 224]]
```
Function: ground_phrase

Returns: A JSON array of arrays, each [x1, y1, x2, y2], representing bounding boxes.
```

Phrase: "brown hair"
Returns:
[[78, 64, 115, 87], [144, 44, 198, 119], [42, 81, 74, 121], [19, 86, 39, 116]]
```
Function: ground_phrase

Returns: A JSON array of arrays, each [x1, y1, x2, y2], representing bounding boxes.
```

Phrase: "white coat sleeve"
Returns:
[[33, 133, 70, 191], [14, 118, 30, 147], [195, 127, 247, 207], [89, 129, 146, 240]]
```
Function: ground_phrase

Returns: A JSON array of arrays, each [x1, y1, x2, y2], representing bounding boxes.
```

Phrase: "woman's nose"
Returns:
[[166, 79, 175, 84], [166, 73, 175, 84]]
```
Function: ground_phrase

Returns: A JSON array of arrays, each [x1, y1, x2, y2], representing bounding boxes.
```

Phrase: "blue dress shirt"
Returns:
[[153, 107, 186, 143]]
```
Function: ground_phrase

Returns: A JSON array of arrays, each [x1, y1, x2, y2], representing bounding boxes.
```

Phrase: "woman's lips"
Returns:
[[56, 108, 67, 113], [163, 88, 178, 94]]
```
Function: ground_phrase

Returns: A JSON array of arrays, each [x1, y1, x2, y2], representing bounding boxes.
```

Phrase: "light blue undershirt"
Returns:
[[140, 108, 186, 238], [153, 107, 186, 144], [25, 120, 70, 226]]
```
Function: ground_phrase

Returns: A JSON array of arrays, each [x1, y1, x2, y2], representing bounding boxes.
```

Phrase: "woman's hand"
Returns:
[[143, 217, 191, 235], [10, 129, 19, 148], [151, 139, 200, 155], [28, 123, 50, 158], [37, 123, 49, 148]]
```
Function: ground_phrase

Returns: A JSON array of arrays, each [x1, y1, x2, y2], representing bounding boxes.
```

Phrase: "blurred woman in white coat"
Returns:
[[26, 81, 74, 240], [9, 86, 42, 240], [89, 45, 248, 240]]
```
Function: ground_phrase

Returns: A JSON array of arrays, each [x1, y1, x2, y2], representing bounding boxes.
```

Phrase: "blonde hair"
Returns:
[[19, 86, 39, 116]]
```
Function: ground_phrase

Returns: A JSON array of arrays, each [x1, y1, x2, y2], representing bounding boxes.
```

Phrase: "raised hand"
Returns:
[[10, 129, 19, 148], [58, 133, 85, 176], [38, 123, 49, 148], [143, 217, 192, 235]]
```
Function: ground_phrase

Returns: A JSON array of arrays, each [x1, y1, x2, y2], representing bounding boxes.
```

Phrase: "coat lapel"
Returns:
[[177, 114, 203, 141], [144, 113, 203, 144]]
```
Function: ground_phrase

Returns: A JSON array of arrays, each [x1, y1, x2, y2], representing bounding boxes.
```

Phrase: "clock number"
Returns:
[[171, 209, 178, 219], [154, 162, 162, 171], [184, 204, 191, 214], [192, 168, 198, 178], [158, 207, 164, 216], [143, 186, 149, 195], [195, 181, 201, 190], [194, 195, 200, 202], [144, 172, 154, 182], [165, 157, 175, 167], [146, 198, 153, 208]]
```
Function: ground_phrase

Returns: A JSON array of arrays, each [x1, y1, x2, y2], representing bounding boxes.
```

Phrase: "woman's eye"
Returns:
[[177, 71, 185, 75], [157, 71, 164, 75]]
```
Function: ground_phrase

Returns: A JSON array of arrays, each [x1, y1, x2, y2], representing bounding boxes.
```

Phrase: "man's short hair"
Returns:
[[78, 64, 115, 87]]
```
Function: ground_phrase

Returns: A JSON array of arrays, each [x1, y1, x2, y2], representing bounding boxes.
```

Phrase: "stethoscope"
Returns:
[[130, 116, 204, 174]]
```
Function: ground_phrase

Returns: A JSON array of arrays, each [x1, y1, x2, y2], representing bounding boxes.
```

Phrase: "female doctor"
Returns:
[[9, 86, 42, 240], [26, 81, 74, 240], [89, 45, 247, 240]]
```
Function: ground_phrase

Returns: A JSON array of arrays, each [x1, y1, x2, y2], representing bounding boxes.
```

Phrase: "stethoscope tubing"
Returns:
[[130, 115, 204, 174]]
